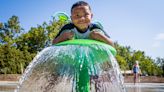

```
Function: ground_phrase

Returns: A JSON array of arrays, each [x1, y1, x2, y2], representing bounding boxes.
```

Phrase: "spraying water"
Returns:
[[15, 40, 126, 92]]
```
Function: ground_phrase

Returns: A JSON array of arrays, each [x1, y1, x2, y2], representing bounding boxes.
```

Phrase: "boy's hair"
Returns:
[[71, 1, 91, 13]]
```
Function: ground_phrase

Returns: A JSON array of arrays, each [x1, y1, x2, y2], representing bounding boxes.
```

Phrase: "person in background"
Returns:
[[132, 60, 141, 85], [52, 1, 114, 47]]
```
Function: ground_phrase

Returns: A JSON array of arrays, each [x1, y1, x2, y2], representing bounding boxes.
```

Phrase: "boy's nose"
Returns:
[[80, 16, 85, 20], [79, 16, 85, 20]]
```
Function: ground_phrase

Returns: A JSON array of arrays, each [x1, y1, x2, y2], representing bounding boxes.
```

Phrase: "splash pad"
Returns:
[[15, 39, 125, 92]]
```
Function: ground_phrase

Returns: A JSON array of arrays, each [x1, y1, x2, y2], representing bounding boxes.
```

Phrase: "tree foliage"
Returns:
[[0, 16, 66, 74], [0, 16, 35, 74]]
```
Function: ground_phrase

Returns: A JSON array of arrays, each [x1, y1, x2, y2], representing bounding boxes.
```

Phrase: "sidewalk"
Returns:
[[124, 83, 164, 88], [0, 81, 18, 86], [124, 83, 164, 92], [1, 81, 164, 92], [1, 81, 164, 87]]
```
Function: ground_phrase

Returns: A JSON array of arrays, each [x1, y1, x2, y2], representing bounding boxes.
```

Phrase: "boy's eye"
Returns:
[[73, 13, 90, 18], [85, 14, 89, 16], [76, 14, 80, 17], [73, 14, 80, 17], [85, 13, 89, 15]]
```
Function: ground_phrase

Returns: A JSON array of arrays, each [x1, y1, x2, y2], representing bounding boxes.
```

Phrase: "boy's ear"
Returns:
[[70, 15, 73, 21]]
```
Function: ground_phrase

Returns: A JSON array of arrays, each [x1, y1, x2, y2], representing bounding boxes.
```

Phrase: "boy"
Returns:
[[52, 1, 114, 47]]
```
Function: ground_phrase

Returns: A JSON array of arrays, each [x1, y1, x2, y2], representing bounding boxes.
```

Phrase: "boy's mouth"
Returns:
[[78, 22, 86, 24]]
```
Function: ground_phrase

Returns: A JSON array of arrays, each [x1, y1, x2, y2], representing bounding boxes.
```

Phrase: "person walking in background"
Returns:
[[132, 60, 141, 85]]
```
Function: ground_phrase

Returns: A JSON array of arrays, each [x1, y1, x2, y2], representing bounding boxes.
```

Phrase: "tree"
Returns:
[[116, 55, 128, 70], [0, 15, 68, 74], [156, 57, 164, 76], [0, 16, 23, 45], [0, 16, 36, 74], [115, 42, 132, 70]]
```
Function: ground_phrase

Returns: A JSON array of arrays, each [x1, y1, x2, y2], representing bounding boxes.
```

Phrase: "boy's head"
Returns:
[[71, 1, 93, 32]]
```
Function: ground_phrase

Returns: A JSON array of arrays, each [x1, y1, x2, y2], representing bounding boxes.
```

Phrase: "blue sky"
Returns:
[[0, 0, 164, 59]]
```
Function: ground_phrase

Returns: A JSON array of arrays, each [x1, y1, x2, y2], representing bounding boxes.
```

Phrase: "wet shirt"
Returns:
[[55, 23, 110, 39]]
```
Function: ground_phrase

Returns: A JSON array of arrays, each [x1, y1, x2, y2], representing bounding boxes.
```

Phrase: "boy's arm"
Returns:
[[52, 35, 65, 44], [52, 31, 74, 44], [89, 30, 114, 47]]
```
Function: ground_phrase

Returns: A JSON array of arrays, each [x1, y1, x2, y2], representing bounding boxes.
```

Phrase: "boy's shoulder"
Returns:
[[89, 23, 103, 30], [61, 23, 75, 31]]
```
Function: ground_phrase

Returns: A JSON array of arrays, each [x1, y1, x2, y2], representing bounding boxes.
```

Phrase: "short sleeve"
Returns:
[[90, 23, 110, 38], [92, 29, 105, 34], [55, 23, 74, 38]]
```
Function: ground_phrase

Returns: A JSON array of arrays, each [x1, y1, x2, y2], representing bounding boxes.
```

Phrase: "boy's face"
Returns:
[[71, 5, 93, 31]]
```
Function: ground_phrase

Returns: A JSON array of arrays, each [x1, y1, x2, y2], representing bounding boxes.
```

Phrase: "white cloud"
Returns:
[[152, 42, 161, 48], [154, 33, 164, 40], [152, 33, 164, 48]]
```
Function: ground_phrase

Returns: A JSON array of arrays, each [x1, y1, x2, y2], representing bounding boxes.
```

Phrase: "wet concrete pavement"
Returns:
[[0, 81, 164, 92], [125, 83, 164, 92]]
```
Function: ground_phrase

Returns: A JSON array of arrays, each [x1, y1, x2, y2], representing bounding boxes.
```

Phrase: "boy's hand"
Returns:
[[62, 31, 74, 40], [89, 31, 114, 47], [89, 31, 103, 39]]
